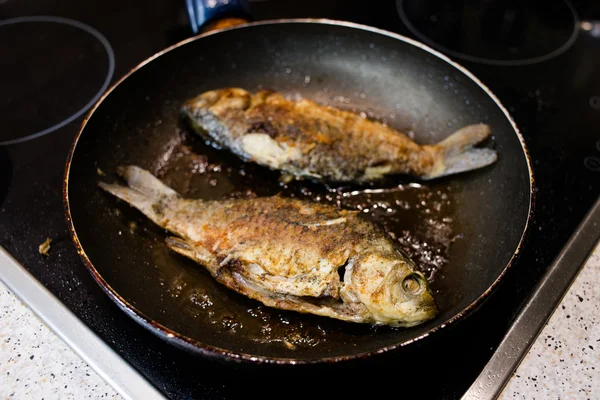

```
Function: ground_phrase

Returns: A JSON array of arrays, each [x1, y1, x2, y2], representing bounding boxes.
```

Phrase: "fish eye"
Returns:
[[402, 273, 425, 295]]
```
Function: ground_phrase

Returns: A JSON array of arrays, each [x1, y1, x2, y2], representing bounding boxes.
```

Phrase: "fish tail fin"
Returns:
[[98, 166, 178, 223], [424, 123, 498, 179], [115, 165, 178, 198]]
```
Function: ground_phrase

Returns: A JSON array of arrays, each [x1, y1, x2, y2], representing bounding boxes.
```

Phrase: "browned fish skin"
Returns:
[[182, 88, 496, 182], [99, 166, 438, 327]]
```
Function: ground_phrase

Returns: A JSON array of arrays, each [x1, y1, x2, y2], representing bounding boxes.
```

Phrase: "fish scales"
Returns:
[[99, 166, 438, 327]]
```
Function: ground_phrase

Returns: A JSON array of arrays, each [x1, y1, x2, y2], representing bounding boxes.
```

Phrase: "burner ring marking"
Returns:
[[0, 16, 115, 146]]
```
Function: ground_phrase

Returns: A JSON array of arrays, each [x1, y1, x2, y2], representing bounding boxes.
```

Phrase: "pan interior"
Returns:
[[67, 22, 530, 360]]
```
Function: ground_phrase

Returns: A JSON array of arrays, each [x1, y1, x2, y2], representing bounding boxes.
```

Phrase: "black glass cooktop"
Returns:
[[1, 0, 599, 398]]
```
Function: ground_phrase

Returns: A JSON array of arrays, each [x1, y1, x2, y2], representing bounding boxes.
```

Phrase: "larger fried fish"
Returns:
[[182, 88, 497, 183], [99, 166, 437, 327]]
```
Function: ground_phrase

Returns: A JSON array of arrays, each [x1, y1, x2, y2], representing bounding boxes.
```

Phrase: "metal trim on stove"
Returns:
[[463, 195, 600, 400], [0, 247, 167, 400]]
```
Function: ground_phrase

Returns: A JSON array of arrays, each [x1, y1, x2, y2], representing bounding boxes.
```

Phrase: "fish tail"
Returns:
[[98, 166, 178, 223], [425, 123, 497, 179], [116, 165, 178, 198]]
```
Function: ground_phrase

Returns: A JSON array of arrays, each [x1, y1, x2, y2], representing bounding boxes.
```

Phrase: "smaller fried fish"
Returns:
[[182, 88, 497, 183], [99, 166, 438, 327]]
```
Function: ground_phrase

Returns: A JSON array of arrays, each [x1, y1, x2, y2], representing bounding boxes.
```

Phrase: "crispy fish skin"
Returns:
[[99, 166, 438, 327], [182, 88, 497, 182]]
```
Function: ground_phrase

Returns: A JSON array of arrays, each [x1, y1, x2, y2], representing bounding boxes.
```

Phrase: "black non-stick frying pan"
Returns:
[[64, 0, 533, 364]]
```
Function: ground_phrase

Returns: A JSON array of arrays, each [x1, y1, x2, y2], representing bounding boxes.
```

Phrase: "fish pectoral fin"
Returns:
[[230, 271, 366, 323], [242, 266, 341, 299], [223, 249, 338, 298]]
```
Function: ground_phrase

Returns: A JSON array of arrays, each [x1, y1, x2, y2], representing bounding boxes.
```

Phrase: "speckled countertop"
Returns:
[[1, 244, 599, 400], [0, 278, 120, 400], [499, 243, 600, 400]]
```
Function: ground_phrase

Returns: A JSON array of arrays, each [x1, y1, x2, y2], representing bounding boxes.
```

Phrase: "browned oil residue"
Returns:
[[144, 127, 457, 348]]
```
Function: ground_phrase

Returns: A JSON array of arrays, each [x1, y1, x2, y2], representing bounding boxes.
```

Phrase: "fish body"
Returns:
[[99, 166, 438, 327], [182, 88, 497, 183]]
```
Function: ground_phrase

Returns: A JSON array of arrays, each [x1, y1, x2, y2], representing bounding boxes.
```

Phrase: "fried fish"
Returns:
[[99, 166, 438, 327], [182, 88, 497, 183]]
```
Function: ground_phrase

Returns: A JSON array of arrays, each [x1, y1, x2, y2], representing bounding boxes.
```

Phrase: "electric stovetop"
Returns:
[[1, 0, 599, 399]]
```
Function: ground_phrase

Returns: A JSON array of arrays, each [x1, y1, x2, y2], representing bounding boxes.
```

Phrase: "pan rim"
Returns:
[[63, 18, 535, 364]]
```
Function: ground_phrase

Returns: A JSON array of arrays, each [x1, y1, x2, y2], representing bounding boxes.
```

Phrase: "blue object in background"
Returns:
[[186, 0, 250, 34]]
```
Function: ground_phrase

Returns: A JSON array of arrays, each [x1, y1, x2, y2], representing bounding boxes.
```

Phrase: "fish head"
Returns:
[[344, 253, 438, 327], [182, 88, 253, 117]]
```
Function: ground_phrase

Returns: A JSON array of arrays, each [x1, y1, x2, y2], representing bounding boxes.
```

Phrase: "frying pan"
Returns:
[[64, 0, 533, 364]]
